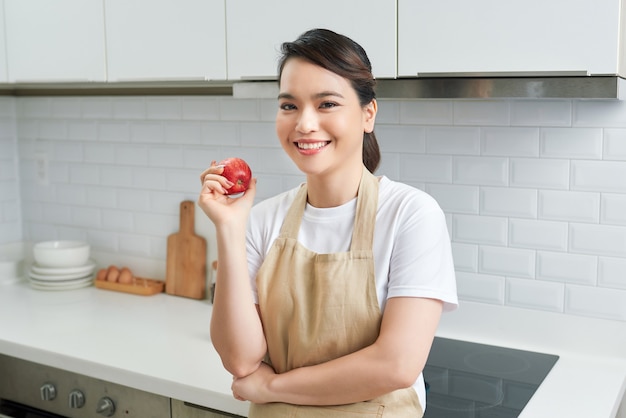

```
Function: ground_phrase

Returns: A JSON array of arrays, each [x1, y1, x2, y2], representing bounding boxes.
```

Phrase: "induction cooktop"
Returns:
[[423, 337, 559, 418]]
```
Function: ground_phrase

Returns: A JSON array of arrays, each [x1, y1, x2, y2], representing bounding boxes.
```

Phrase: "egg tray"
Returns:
[[94, 277, 165, 296]]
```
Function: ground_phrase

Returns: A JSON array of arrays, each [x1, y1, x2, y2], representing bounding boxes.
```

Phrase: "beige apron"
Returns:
[[251, 168, 423, 417]]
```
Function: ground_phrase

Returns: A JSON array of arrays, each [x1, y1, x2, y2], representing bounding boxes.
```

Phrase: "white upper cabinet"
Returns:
[[398, 0, 624, 77], [104, 0, 227, 81], [225, 0, 397, 80], [6, 1, 623, 86], [4, 0, 106, 82], [0, 1, 8, 83]]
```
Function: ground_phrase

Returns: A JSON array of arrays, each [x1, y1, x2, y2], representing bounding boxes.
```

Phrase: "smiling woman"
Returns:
[[198, 28, 458, 418], [275, 57, 376, 190]]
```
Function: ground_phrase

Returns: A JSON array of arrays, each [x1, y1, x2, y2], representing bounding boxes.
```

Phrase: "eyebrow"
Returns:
[[277, 91, 345, 100]]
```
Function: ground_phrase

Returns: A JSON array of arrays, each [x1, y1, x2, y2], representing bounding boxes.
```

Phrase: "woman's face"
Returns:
[[276, 58, 376, 178]]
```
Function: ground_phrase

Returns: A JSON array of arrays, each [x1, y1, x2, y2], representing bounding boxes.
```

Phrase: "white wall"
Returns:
[[3, 94, 626, 322], [0, 97, 19, 243]]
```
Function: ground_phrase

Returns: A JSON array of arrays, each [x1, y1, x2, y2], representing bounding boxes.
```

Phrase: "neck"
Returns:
[[306, 165, 365, 208]]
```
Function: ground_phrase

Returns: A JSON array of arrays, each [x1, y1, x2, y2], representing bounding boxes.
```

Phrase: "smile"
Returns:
[[297, 141, 330, 150]]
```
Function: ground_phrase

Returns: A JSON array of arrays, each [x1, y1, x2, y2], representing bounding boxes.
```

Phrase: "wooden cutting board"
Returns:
[[166, 201, 207, 299]]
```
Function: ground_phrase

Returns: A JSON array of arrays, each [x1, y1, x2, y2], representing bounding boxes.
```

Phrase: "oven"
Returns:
[[0, 399, 66, 418], [1, 338, 558, 418], [0, 354, 170, 418]]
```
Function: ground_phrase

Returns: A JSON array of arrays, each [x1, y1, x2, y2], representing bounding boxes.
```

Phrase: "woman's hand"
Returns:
[[231, 362, 277, 403], [228, 298, 443, 406], [197, 161, 256, 227]]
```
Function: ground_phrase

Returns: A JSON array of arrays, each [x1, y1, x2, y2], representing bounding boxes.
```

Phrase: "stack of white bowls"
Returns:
[[29, 241, 95, 291]]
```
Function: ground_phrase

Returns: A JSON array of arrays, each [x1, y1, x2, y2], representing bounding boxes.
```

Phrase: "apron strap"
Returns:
[[350, 168, 378, 251], [278, 184, 308, 239]]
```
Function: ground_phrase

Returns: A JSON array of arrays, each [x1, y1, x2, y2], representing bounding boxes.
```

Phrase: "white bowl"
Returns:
[[0, 258, 23, 285], [33, 241, 90, 268]]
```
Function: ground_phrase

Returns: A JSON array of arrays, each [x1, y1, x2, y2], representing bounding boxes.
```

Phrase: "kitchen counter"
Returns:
[[437, 301, 626, 418], [0, 280, 249, 416], [1, 280, 626, 418]]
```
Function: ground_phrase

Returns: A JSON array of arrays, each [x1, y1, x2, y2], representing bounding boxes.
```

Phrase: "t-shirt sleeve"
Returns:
[[386, 193, 458, 312]]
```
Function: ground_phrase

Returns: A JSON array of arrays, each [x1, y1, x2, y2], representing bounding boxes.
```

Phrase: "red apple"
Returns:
[[218, 157, 252, 195]]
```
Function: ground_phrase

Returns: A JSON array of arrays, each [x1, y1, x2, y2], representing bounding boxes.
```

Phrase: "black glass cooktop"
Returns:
[[423, 337, 559, 418]]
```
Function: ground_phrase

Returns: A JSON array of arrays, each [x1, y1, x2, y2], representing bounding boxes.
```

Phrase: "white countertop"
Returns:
[[437, 301, 626, 418], [0, 279, 249, 416], [1, 280, 625, 418]]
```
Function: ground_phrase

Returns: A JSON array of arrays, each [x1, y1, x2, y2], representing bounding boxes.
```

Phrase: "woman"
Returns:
[[199, 28, 458, 417]]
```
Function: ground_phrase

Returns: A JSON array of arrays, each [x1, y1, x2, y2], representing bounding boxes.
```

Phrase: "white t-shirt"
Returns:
[[246, 175, 459, 409]]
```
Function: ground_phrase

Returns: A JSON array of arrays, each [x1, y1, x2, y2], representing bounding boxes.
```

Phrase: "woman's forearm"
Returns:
[[235, 298, 442, 405], [210, 222, 267, 378], [269, 342, 414, 405]]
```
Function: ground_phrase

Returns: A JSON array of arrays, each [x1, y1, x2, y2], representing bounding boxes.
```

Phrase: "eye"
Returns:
[[319, 101, 338, 109], [279, 102, 296, 111]]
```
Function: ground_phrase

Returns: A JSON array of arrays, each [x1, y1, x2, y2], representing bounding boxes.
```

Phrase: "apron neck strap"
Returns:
[[279, 184, 307, 239], [278, 167, 379, 251], [351, 168, 378, 251]]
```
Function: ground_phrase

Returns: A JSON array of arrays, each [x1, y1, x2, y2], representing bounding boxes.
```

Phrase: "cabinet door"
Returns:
[[225, 0, 396, 80], [398, 0, 621, 77], [4, 0, 106, 82], [0, 0, 7, 83], [105, 0, 227, 81]]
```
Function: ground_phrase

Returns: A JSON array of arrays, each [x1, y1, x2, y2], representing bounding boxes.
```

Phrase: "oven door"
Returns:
[[0, 398, 66, 418]]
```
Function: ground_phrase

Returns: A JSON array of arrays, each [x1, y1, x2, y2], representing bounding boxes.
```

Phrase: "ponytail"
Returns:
[[363, 132, 380, 173]]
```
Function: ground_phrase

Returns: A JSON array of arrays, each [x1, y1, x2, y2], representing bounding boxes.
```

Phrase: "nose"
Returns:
[[296, 106, 318, 133]]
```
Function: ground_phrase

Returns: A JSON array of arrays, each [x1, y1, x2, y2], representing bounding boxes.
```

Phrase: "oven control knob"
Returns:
[[40, 382, 57, 401], [69, 389, 85, 408], [96, 396, 116, 417]]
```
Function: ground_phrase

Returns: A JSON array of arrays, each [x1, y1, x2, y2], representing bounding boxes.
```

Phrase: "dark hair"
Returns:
[[277, 28, 381, 173]]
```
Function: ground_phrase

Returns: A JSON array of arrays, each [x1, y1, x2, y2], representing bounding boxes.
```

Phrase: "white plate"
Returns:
[[31, 260, 96, 276], [28, 277, 93, 291], [29, 270, 94, 281], [29, 274, 93, 285], [29, 269, 95, 282]]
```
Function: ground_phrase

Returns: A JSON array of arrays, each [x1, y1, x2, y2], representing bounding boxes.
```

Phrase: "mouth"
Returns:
[[296, 141, 330, 151]]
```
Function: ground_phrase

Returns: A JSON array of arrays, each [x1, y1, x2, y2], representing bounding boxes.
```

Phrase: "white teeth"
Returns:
[[297, 142, 328, 150]]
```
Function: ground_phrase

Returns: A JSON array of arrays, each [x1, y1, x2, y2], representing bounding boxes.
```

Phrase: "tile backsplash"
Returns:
[[1, 94, 626, 322]]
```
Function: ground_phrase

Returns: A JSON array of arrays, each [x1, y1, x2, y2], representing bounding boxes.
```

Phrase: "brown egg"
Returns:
[[106, 265, 120, 282], [118, 267, 133, 284], [96, 268, 107, 281]]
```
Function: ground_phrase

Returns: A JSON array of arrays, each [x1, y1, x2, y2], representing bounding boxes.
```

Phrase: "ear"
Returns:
[[363, 99, 377, 134]]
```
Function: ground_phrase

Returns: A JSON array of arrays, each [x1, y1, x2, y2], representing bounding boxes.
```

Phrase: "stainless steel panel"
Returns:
[[0, 76, 622, 99], [0, 354, 171, 418], [171, 399, 244, 418], [376, 76, 621, 99]]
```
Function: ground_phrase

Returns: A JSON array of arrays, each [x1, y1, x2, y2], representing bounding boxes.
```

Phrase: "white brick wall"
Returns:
[[2, 95, 626, 322], [538, 190, 600, 223], [505, 277, 565, 312], [0, 97, 19, 243]]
